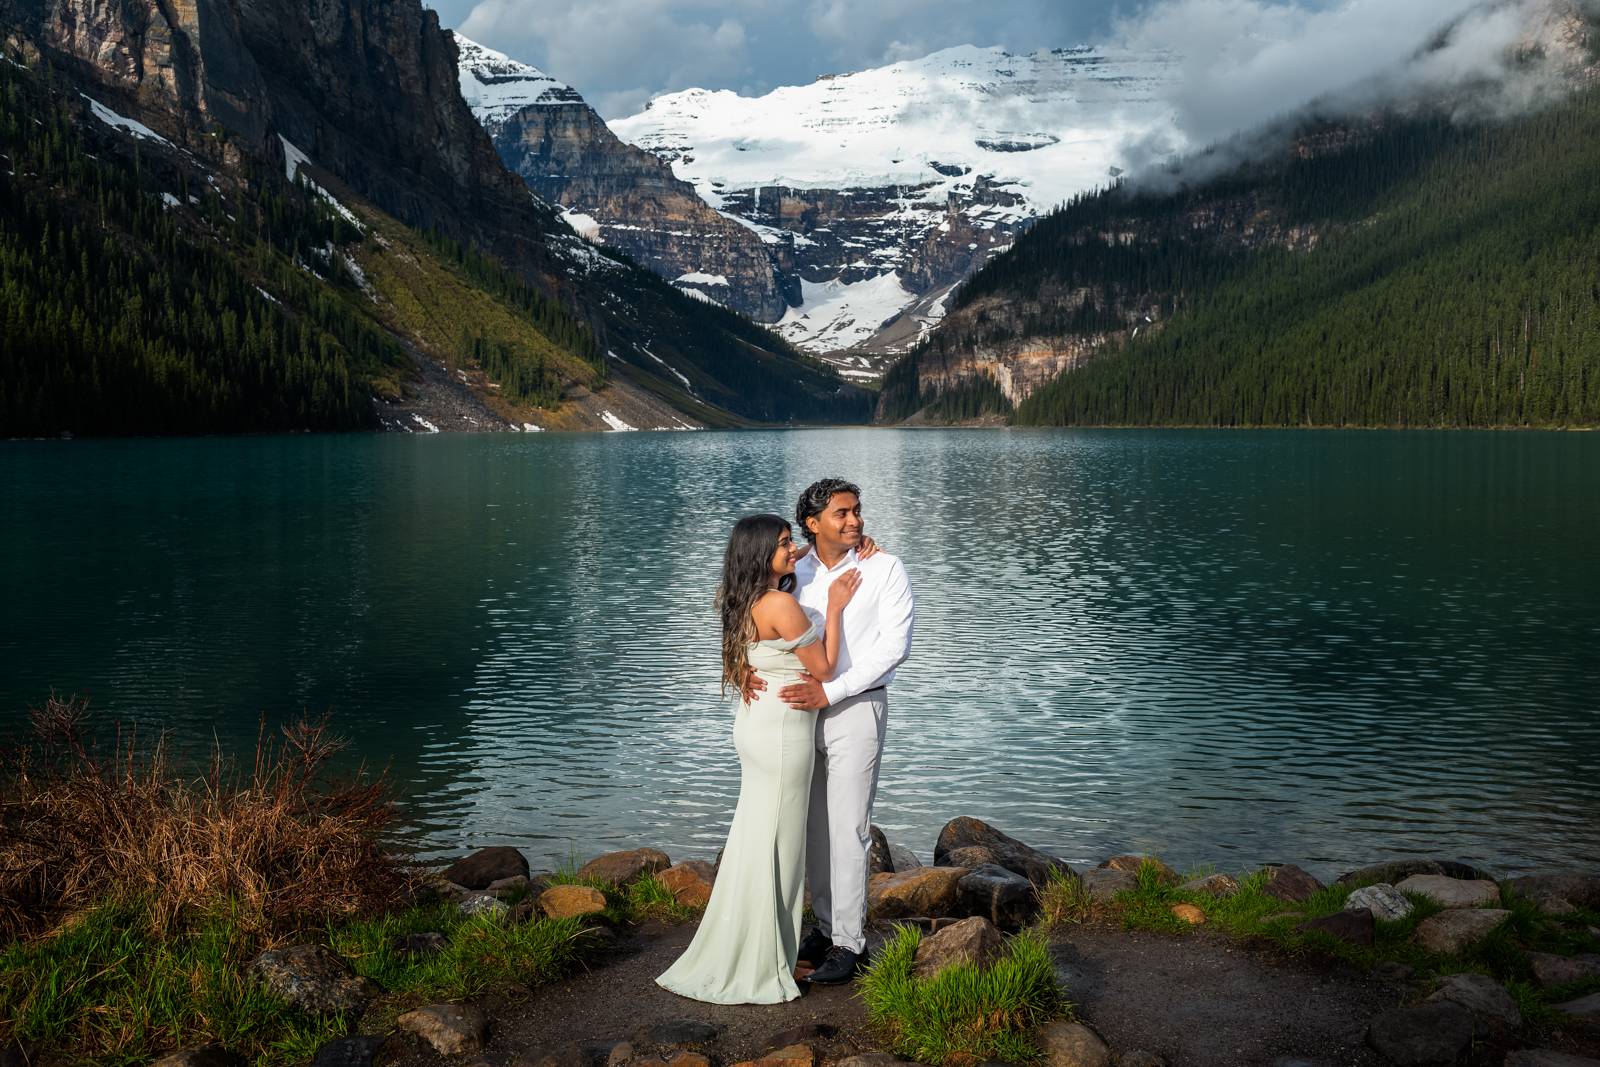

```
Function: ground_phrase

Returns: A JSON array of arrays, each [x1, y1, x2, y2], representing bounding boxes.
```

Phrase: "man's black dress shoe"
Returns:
[[797, 927, 833, 967], [803, 945, 863, 985]]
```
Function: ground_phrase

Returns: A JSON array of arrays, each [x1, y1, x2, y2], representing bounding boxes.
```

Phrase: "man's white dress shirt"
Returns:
[[793, 546, 915, 704]]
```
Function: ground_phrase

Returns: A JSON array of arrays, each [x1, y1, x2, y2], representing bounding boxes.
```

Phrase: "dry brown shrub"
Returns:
[[0, 694, 414, 941]]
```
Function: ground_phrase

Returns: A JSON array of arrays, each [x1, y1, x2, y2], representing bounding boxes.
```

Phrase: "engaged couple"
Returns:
[[656, 477, 916, 1005]]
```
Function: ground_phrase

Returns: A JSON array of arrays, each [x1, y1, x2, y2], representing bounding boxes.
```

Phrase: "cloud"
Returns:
[[451, 0, 1105, 117], [1109, 0, 1597, 184]]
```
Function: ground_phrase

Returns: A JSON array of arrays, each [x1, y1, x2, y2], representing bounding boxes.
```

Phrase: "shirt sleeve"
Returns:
[[822, 557, 915, 705]]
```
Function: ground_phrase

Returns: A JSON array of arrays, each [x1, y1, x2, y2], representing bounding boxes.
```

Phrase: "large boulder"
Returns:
[[956, 863, 1039, 929], [1299, 909, 1373, 947], [1365, 1001, 1474, 1066], [659, 861, 715, 908], [1261, 864, 1325, 903], [247, 945, 377, 1015], [540, 884, 608, 919], [397, 1003, 487, 1056], [1345, 883, 1413, 922], [1394, 875, 1500, 909], [1101, 855, 1179, 884], [1554, 992, 1600, 1031], [443, 846, 530, 890], [1427, 973, 1522, 1037], [1037, 1020, 1111, 1067], [1528, 952, 1600, 987], [1080, 868, 1137, 902], [942, 845, 1002, 869], [1412, 909, 1510, 955], [578, 848, 671, 887], [933, 818, 1073, 887], [1179, 873, 1239, 897], [1502, 873, 1600, 916], [1337, 858, 1492, 886], [912, 916, 1005, 979], [869, 825, 895, 876], [868, 867, 967, 920], [888, 844, 923, 871]]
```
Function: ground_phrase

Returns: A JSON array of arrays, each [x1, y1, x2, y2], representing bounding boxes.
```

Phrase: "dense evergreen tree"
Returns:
[[892, 90, 1600, 428]]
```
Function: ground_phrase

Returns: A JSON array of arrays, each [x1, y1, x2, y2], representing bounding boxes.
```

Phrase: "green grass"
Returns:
[[1035, 866, 1091, 930], [860, 925, 1065, 1066], [542, 859, 699, 925], [1, 893, 607, 1067]]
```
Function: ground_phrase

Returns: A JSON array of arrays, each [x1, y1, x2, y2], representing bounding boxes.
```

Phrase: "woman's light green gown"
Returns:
[[656, 626, 819, 1004]]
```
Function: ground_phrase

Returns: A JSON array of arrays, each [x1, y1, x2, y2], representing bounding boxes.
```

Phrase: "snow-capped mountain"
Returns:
[[454, 35, 583, 135], [611, 44, 1183, 363]]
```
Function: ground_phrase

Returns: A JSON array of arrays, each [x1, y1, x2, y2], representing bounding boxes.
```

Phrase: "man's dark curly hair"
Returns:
[[795, 477, 861, 543]]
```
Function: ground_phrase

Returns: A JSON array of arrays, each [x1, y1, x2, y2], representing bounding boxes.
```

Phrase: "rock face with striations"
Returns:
[[459, 35, 792, 321], [934, 817, 1074, 887]]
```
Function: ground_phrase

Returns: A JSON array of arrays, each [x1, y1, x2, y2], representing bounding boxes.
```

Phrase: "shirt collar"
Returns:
[[806, 546, 858, 574]]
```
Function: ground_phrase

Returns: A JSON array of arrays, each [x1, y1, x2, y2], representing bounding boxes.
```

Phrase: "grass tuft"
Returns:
[[1035, 867, 1091, 930], [861, 925, 1065, 1066], [0, 695, 410, 941]]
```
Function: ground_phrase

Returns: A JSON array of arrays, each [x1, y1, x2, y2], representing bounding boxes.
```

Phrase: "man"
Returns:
[[783, 477, 915, 984]]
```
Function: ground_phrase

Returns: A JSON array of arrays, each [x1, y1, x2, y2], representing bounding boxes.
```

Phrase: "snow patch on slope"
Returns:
[[776, 273, 919, 352], [279, 136, 364, 231], [82, 95, 172, 145]]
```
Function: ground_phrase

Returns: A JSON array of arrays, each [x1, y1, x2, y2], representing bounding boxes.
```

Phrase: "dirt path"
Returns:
[[384, 917, 1416, 1067], [1052, 923, 1399, 1066]]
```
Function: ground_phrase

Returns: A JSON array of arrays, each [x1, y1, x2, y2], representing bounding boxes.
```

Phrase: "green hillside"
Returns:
[[896, 86, 1600, 429]]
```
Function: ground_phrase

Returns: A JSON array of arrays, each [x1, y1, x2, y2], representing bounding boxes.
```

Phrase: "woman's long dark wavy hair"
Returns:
[[717, 514, 795, 695]]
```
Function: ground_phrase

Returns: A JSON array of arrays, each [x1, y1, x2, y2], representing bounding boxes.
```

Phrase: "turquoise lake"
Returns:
[[3, 429, 1597, 878]]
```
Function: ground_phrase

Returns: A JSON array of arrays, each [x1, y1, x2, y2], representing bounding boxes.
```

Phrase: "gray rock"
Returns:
[[443, 845, 530, 889], [1554, 992, 1600, 1029], [1411, 908, 1510, 955], [1394, 874, 1500, 909], [1080, 868, 1137, 902], [1036, 1020, 1111, 1067], [1365, 1001, 1473, 1065], [912, 915, 1005, 979], [632, 1019, 721, 1047], [956, 863, 1039, 929], [1505, 1053, 1600, 1067], [397, 1003, 488, 1056], [459, 892, 510, 918], [1427, 973, 1522, 1036], [488, 874, 533, 897], [889, 843, 923, 871], [1503, 873, 1600, 916], [1179, 873, 1239, 897], [1262, 864, 1325, 903], [393, 931, 447, 956], [247, 944, 377, 1015], [1528, 951, 1600, 987], [151, 1047, 245, 1067], [1345, 883, 1414, 922], [869, 825, 895, 876], [933, 817, 1074, 887], [1299, 909, 1374, 947], [310, 1036, 386, 1067]]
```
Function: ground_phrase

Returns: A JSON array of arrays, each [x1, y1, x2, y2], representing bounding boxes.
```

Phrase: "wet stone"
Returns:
[[1427, 973, 1522, 1037], [444, 846, 530, 889], [1345, 883, 1413, 922], [1299, 909, 1373, 947], [1262, 864, 1325, 903]]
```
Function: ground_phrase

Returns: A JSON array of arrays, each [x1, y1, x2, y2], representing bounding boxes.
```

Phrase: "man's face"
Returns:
[[807, 492, 863, 550]]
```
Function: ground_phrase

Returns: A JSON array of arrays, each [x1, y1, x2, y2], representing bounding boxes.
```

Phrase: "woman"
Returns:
[[656, 514, 861, 1004]]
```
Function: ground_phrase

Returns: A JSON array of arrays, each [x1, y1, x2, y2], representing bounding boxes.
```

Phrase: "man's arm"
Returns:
[[821, 558, 914, 705]]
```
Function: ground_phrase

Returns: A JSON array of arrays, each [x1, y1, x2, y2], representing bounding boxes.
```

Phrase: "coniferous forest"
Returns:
[[891, 85, 1600, 428]]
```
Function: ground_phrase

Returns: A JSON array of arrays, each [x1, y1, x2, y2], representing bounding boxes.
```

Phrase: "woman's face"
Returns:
[[769, 527, 799, 580]]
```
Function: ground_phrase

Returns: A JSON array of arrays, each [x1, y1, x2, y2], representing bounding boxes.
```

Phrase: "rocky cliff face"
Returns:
[[455, 36, 789, 322], [1, 0, 866, 429]]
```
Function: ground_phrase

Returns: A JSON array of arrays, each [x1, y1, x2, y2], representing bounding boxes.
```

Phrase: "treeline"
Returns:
[[1016, 94, 1600, 427], [910, 90, 1600, 428], [0, 61, 406, 435]]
